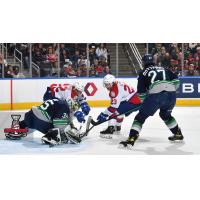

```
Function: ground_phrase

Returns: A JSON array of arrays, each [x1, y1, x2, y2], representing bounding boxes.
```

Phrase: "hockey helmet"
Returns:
[[142, 54, 154, 67], [103, 74, 116, 89], [73, 82, 84, 93]]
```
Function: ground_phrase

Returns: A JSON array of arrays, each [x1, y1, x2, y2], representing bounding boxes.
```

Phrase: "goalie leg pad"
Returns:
[[41, 128, 65, 146], [64, 126, 82, 144], [66, 132, 81, 144]]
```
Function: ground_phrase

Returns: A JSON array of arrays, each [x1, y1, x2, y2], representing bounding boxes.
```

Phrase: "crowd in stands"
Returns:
[[1, 43, 111, 78], [16, 43, 110, 77], [1, 43, 200, 78], [147, 43, 200, 76]]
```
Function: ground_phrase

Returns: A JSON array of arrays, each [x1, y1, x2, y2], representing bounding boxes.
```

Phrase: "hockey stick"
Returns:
[[80, 105, 140, 138]]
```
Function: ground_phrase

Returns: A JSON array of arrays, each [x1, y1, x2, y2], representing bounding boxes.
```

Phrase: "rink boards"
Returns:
[[0, 77, 200, 110]]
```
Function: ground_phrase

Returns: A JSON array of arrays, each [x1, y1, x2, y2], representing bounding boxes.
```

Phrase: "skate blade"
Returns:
[[113, 131, 121, 135], [169, 140, 184, 143], [100, 134, 113, 139], [118, 144, 134, 150]]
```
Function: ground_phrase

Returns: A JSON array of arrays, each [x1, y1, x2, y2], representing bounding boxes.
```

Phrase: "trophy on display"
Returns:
[[4, 114, 28, 140]]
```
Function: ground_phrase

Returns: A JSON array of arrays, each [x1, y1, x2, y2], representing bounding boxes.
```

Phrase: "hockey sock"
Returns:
[[169, 125, 179, 135], [129, 129, 139, 137], [130, 120, 143, 137], [164, 117, 178, 134]]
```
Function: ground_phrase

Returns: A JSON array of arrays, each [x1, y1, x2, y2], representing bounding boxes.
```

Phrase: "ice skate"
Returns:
[[168, 128, 184, 141], [119, 134, 139, 148], [114, 126, 121, 135], [100, 126, 115, 139]]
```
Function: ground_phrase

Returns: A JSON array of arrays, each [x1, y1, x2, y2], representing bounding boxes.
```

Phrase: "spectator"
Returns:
[[194, 46, 200, 68], [33, 49, 46, 64], [162, 52, 171, 67], [78, 56, 87, 67], [96, 43, 108, 61], [4, 65, 13, 78], [61, 62, 77, 77], [184, 43, 192, 60], [0, 53, 7, 66], [102, 65, 112, 76], [95, 60, 104, 77], [153, 52, 159, 65], [46, 46, 58, 75], [12, 66, 25, 78], [20, 44, 29, 69], [183, 64, 199, 76], [170, 59, 180, 75], [158, 47, 167, 66], [89, 64, 98, 77], [0, 53, 7, 77], [77, 64, 87, 77], [60, 49, 70, 62], [71, 50, 80, 68], [46, 46, 57, 63], [169, 43, 179, 60], [189, 43, 197, 54], [89, 45, 97, 65]]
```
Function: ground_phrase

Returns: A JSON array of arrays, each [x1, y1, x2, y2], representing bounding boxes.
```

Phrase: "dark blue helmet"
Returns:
[[142, 54, 154, 67]]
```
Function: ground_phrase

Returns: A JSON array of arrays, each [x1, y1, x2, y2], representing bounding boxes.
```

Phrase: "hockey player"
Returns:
[[96, 74, 141, 138], [6, 98, 86, 146], [120, 54, 184, 148], [43, 82, 90, 116]]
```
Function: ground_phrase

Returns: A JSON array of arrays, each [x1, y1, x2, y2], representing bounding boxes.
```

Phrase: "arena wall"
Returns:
[[0, 77, 200, 110]]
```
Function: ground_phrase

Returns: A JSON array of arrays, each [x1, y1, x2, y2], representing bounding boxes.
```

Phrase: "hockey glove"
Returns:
[[74, 111, 85, 123], [97, 112, 108, 123], [81, 102, 91, 115]]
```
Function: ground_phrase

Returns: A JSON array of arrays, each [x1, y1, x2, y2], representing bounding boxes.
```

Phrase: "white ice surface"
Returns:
[[0, 107, 199, 155]]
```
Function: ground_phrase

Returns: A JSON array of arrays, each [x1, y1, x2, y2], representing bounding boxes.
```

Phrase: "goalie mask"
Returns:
[[67, 99, 79, 112]]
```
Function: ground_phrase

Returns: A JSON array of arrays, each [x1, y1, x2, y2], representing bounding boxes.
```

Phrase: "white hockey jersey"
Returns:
[[51, 84, 86, 105], [104, 81, 139, 116]]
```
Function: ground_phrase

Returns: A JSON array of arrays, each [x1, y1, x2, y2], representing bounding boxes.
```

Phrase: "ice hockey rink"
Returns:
[[0, 107, 199, 155]]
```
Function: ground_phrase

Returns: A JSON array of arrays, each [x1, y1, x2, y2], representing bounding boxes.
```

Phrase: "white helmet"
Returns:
[[103, 74, 116, 88], [73, 82, 84, 92]]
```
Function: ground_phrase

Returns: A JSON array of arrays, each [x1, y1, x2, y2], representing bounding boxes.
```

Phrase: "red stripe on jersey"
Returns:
[[128, 94, 141, 105], [71, 89, 78, 99], [108, 106, 117, 113], [109, 82, 118, 98]]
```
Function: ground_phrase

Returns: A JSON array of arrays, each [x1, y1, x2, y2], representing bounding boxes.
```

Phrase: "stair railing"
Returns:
[[0, 43, 8, 61], [129, 43, 143, 69], [123, 44, 138, 75], [0, 43, 8, 78], [31, 61, 40, 77], [14, 48, 23, 73]]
